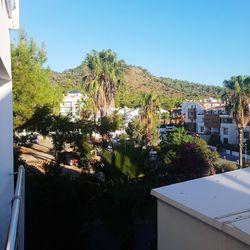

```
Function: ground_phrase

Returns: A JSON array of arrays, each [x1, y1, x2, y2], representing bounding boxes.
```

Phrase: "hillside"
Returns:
[[51, 65, 224, 108]]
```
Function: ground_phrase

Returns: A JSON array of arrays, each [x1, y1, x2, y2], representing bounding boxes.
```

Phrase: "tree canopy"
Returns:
[[83, 49, 125, 117], [222, 75, 250, 167], [12, 32, 62, 128]]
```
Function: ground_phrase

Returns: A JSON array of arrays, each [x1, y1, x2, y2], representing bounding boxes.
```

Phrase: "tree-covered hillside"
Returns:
[[51, 64, 224, 109]]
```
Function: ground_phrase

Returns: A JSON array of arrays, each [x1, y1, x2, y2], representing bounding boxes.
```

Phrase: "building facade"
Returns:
[[0, 0, 19, 248], [60, 90, 84, 120], [182, 99, 250, 147], [181, 101, 204, 132]]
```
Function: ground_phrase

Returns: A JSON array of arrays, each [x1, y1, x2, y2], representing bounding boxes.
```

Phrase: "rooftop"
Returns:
[[151, 168, 250, 246]]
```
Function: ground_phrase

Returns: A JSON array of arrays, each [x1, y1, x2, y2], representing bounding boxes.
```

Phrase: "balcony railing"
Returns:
[[5, 165, 25, 250]]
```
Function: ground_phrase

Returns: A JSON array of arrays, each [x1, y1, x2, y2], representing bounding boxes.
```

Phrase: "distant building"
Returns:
[[182, 98, 224, 133], [181, 98, 250, 147], [115, 107, 140, 127], [60, 90, 84, 120], [181, 101, 204, 132], [220, 114, 250, 145]]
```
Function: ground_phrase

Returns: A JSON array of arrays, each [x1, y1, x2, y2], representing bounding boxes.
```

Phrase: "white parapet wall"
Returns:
[[151, 168, 250, 250]]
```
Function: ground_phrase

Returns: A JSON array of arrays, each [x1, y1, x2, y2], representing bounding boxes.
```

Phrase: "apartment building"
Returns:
[[60, 90, 84, 120], [182, 98, 224, 133], [220, 115, 250, 145], [182, 99, 250, 146]]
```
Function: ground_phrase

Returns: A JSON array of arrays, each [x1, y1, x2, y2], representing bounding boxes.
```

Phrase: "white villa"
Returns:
[[60, 90, 84, 120], [115, 107, 140, 127]]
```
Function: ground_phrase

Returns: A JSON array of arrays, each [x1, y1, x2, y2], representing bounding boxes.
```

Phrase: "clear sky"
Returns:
[[12, 0, 250, 86]]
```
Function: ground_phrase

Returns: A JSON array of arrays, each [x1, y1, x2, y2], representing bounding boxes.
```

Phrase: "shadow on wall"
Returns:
[[0, 81, 14, 250]]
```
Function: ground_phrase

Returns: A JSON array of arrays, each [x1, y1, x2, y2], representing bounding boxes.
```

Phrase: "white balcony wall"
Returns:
[[152, 168, 250, 250], [0, 1, 16, 249]]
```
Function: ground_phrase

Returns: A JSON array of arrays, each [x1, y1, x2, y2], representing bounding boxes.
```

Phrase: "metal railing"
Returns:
[[5, 165, 25, 250]]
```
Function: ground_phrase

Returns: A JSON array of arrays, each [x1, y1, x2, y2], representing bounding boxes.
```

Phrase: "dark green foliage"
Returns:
[[160, 128, 218, 182], [167, 142, 216, 182], [99, 141, 150, 179], [126, 118, 147, 145], [51, 65, 85, 92], [23, 153, 157, 250], [160, 77, 224, 99], [51, 64, 223, 110], [98, 113, 123, 136], [23, 105, 53, 136], [83, 49, 126, 116], [24, 105, 93, 162], [222, 75, 250, 167], [12, 32, 62, 128]]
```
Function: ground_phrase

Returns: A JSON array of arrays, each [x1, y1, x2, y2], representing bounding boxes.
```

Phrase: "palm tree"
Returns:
[[83, 49, 125, 118], [140, 93, 160, 145], [223, 75, 250, 168]]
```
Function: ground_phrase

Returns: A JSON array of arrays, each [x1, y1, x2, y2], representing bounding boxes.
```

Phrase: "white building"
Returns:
[[0, 0, 20, 249], [182, 98, 250, 147], [60, 90, 84, 120], [181, 99, 224, 133], [115, 107, 140, 127], [220, 114, 250, 145], [181, 100, 203, 125]]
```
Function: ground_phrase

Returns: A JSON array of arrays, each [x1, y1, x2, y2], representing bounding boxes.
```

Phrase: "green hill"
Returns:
[[50, 64, 224, 109]]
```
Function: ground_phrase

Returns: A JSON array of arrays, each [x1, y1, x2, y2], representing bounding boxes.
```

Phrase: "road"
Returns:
[[19, 136, 82, 176]]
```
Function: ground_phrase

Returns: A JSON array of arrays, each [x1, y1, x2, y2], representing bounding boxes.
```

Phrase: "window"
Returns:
[[223, 128, 228, 135], [244, 131, 249, 139], [221, 118, 233, 124], [200, 126, 204, 132], [224, 138, 228, 144]]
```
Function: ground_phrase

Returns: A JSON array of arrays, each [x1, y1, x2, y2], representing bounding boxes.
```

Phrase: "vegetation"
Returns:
[[51, 64, 224, 110], [83, 49, 125, 117], [24, 105, 93, 162], [13, 32, 230, 250], [222, 75, 250, 168], [12, 32, 62, 128], [159, 128, 218, 182], [140, 93, 160, 145]]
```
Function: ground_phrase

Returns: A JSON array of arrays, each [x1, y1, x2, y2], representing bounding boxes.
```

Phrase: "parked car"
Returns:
[[58, 152, 80, 166], [157, 124, 175, 134]]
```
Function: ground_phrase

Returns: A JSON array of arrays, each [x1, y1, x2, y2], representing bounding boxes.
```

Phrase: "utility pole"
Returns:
[[245, 142, 248, 166]]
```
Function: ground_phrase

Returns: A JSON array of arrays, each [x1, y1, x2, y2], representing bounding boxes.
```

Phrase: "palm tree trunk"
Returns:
[[239, 128, 243, 168]]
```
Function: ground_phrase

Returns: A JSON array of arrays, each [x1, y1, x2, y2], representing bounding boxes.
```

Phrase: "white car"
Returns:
[[157, 124, 174, 133]]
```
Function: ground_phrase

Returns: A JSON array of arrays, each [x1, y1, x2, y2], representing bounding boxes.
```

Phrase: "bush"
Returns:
[[159, 128, 219, 183], [216, 161, 237, 173]]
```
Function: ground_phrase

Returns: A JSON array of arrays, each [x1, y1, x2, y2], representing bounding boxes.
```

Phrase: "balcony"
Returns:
[[151, 168, 250, 250], [5, 166, 25, 250]]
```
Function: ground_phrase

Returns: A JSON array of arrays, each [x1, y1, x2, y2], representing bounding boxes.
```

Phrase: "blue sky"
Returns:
[[12, 0, 250, 86]]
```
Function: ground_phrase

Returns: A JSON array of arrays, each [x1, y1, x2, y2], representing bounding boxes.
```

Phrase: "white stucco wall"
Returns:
[[0, 1, 16, 248], [152, 168, 250, 250], [220, 123, 250, 146], [181, 101, 203, 124], [60, 92, 83, 119], [220, 123, 237, 145], [157, 200, 249, 250]]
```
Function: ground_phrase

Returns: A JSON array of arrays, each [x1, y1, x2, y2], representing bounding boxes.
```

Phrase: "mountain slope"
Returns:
[[51, 64, 224, 107]]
